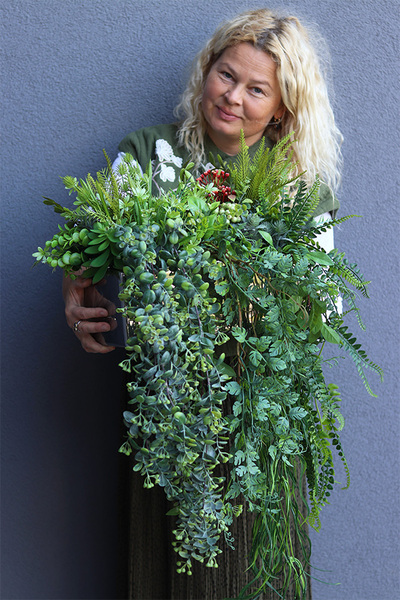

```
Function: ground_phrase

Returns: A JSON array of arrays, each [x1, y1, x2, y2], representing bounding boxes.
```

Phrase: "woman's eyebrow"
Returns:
[[218, 61, 272, 89]]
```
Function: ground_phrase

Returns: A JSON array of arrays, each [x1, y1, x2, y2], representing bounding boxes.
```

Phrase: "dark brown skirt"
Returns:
[[126, 464, 312, 600]]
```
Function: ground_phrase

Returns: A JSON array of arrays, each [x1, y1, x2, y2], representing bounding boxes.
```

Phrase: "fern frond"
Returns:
[[94, 179, 118, 220], [232, 130, 251, 193], [248, 134, 295, 201], [251, 136, 268, 169], [323, 213, 360, 227], [306, 215, 359, 243], [102, 149, 121, 219], [287, 178, 321, 235], [75, 176, 98, 208], [338, 443, 351, 490], [318, 384, 345, 431], [340, 300, 366, 331], [335, 324, 384, 395], [308, 491, 323, 531], [86, 173, 97, 193], [331, 252, 370, 297], [81, 204, 114, 226], [62, 175, 80, 193]]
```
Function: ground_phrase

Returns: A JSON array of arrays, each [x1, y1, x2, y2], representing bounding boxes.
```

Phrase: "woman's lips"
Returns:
[[217, 106, 240, 121]]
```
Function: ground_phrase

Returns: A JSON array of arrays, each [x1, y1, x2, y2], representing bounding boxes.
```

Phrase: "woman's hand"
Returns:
[[63, 273, 116, 353]]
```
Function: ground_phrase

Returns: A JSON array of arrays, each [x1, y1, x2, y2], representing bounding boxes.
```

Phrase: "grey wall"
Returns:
[[1, 1, 398, 599]]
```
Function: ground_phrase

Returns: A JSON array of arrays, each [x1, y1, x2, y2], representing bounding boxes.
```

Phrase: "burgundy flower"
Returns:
[[196, 169, 236, 203]]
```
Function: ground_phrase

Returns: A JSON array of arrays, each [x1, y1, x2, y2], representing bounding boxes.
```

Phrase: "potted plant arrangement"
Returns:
[[33, 134, 382, 599]]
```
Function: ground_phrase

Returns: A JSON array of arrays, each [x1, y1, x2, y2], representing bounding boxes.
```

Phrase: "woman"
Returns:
[[63, 8, 342, 599]]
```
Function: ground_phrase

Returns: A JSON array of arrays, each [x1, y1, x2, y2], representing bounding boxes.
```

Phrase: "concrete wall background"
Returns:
[[1, 1, 398, 598]]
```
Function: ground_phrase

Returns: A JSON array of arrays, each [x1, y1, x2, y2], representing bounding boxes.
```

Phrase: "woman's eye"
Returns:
[[222, 71, 233, 79], [252, 87, 263, 95]]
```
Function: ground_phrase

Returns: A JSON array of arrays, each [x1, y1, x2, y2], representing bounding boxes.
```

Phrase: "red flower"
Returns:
[[196, 169, 236, 203]]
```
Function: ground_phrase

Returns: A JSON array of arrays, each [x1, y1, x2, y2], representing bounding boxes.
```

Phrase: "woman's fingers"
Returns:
[[75, 330, 115, 353], [67, 306, 109, 329], [71, 319, 115, 353], [63, 273, 116, 353], [71, 316, 111, 335]]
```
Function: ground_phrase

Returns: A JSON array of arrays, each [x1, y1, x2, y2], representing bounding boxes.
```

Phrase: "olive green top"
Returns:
[[119, 122, 339, 217]]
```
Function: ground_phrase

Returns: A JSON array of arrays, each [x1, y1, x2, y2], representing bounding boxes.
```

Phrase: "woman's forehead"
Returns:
[[213, 43, 278, 79]]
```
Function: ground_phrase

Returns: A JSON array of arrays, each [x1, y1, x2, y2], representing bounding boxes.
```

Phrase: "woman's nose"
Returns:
[[225, 85, 243, 105]]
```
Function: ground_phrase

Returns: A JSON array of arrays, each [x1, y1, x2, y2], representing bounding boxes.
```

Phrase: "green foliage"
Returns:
[[34, 140, 381, 600]]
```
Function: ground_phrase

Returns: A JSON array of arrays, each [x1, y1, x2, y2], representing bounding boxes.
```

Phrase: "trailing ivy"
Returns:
[[34, 136, 382, 599]]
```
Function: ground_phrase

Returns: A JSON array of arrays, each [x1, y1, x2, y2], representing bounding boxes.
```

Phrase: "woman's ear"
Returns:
[[274, 105, 286, 120]]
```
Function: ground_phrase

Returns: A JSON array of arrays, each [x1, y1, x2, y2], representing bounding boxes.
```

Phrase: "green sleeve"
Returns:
[[118, 128, 156, 171], [117, 124, 189, 195], [118, 123, 184, 172]]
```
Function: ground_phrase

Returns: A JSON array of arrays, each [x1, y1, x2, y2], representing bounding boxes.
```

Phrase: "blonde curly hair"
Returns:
[[174, 8, 343, 191]]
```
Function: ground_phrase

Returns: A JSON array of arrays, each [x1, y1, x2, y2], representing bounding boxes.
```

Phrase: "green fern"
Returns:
[[102, 149, 121, 217], [330, 252, 370, 297], [286, 178, 321, 236], [340, 300, 366, 332], [232, 130, 251, 194], [249, 135, 292, 196], [308, 214, 360, 239], [218, 132, 301, 212], [335, 324, 384, 395]]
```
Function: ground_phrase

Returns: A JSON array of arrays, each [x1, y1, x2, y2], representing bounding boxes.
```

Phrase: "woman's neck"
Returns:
[[206, 127, 266, 156]]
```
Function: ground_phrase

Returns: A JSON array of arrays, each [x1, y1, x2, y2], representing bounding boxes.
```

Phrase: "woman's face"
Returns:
[[201, 43, 284, 154]]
